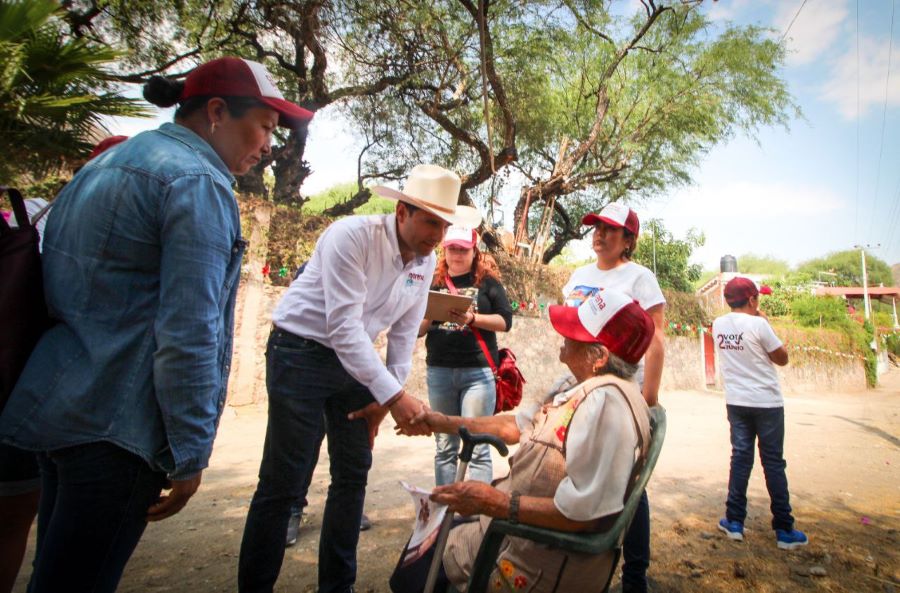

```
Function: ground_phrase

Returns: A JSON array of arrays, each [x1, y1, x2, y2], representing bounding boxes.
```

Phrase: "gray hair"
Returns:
[[582, 343, 639, 381]]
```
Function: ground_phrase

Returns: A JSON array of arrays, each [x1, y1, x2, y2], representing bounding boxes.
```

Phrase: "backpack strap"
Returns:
[[0, 187, 31, 233]]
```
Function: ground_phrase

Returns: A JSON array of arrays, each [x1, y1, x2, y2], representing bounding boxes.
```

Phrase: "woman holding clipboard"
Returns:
[[418, 206, 513, 487]]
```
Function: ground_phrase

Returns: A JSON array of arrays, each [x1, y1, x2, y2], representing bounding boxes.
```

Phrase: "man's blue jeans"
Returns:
[[426, 366, 495, 486], [239, 328, 373, 593], [28, 442, 167, 593], [725, 404, 794, 531]]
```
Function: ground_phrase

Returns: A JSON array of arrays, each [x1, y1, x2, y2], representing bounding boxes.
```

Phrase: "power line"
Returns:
[[780, 0, 811, 43], [870, 0, 896, 242], [855, 0, 861, 244]]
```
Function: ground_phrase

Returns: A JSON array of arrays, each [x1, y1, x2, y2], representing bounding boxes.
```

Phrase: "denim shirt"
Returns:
[[0, 123, 244, 479]]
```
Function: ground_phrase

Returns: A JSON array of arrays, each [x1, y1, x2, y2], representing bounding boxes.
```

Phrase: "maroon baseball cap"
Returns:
[[582, 202, 640, 236], [549, 288, 654, 365], [724, 277, 772, 305], [181, 57, 314, 128]]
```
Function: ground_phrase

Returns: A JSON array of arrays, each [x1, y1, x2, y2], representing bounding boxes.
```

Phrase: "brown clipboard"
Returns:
[[424, 291, 473, 323]]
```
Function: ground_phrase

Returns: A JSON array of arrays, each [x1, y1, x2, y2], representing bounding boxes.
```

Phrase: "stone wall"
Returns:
[[225, 281, 868, 406]]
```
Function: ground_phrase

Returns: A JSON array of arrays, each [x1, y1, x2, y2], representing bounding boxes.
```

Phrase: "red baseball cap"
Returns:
[[724, 277, 772, 305], [582, 202, 640, 236], [181, 57, 314, 128], [88, 135, 129, 160], [549, 288, 654, 365]]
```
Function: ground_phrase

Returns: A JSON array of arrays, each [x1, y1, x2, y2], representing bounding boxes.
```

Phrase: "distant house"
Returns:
[[697, 271, 769, 313]]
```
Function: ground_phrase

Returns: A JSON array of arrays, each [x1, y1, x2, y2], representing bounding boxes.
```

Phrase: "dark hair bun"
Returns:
[[143, 76, 184, 108]]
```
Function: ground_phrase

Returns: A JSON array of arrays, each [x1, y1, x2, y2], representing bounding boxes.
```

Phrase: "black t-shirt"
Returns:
[[425, 272, 513, 368]]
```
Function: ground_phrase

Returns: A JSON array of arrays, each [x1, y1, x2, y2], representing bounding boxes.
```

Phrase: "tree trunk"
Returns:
[[541, 233, 569, 264], [322, 188, 372, 217], [236, 164, 269, 198], [272, 129, 312, 207]]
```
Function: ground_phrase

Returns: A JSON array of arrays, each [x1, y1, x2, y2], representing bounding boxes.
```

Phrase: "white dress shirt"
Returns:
[[272, 213, 434, 403]]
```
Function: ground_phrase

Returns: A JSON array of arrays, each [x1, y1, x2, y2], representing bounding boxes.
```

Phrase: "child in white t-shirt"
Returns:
[[713, 277, 808, 550]]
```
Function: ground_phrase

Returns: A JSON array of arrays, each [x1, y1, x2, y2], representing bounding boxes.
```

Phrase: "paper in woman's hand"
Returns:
[[424, 291, 473, 323], [399, 481, 447, 567]]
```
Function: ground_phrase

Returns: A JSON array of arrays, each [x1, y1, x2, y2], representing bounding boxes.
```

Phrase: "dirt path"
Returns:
[[14, 370, 900, 592]]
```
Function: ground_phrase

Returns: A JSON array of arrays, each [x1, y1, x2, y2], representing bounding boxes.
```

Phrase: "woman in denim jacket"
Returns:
[[0, 57, 312, 593]]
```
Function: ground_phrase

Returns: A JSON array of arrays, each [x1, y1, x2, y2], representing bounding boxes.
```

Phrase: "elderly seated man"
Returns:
[[391, 287, 655, 593]]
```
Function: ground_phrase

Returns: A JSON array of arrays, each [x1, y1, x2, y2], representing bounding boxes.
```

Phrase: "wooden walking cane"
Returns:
[[424, 427, 509, 593]]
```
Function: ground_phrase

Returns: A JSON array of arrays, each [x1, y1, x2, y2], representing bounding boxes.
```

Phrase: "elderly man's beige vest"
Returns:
[[443, 375, 650, 593]]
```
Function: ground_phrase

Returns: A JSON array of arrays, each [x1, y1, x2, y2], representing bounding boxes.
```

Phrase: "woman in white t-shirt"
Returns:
[[560, 201, 665, 593]]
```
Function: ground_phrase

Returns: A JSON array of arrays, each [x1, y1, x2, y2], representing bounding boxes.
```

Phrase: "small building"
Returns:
[[696, 255, 768, 313]]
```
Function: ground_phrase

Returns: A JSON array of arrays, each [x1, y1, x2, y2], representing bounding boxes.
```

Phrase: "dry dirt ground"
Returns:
[[14, 370, 900, 593]]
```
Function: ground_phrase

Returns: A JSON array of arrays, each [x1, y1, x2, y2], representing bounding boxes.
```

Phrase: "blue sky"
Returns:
[[109, 0, 900, 273], [655, 0, 900, 272]]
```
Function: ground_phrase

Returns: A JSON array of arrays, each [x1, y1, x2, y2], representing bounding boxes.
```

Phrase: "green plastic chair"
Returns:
[[452, 405, 667, 593]]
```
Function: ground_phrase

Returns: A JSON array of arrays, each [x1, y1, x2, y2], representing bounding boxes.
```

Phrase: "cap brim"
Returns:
[[259, 97, 315, 128], [371, 185, 468, 225], [549, 305, 601, 343], [759, 285, 773, 295], [581, 213, 627, 229]]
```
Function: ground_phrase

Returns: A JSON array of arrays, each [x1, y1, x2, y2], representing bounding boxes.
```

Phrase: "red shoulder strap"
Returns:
[[444, 275, 497, 374]]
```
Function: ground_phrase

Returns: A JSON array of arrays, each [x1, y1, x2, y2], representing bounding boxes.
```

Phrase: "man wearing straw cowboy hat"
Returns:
[[239, 164, 474, 593]]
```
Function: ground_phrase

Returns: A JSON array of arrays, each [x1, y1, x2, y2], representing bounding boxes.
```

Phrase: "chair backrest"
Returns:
[[605, 405, 667, 548], [462, 406, 667, 593]]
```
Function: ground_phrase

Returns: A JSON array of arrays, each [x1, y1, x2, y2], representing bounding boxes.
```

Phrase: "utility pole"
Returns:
[[852, 243, 880, 321]]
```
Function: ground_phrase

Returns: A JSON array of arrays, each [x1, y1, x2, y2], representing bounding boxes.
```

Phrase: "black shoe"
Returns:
[[285, 511, 302, 547], [360, 513, 372, 531]]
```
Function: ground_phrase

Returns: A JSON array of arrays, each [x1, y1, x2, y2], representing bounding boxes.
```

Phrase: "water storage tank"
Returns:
[[720, 255, 737, 273]]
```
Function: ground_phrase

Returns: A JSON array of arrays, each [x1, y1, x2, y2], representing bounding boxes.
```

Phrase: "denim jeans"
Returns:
[[28, 442, 167, 593], [239, 329, 374, 593], [426, 366, 495, 486], [725, 404, 794, 531]]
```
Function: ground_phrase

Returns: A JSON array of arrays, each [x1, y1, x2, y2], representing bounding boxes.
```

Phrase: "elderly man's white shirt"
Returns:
[[273, 213, 434, 403], [515, 380, 639, 521]]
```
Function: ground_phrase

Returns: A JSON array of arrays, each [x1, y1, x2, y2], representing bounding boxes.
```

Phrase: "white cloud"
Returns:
[[775, 0, 849, 66], [821, 35, 900, 119], [654, 181, 847, 268], [657, 180, 843, 221], [706, 0, 759, 24]]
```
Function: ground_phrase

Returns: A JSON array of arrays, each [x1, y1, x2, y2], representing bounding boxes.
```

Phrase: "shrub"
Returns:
[[790, 295, 850, 328]]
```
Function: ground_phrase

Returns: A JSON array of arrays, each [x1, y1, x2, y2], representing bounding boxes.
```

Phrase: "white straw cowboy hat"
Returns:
[[372, 164, 469, 225]]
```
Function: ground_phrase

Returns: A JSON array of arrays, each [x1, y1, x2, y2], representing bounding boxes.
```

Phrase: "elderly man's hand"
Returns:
[[431, 481, 509, 518], [395, 410, 446, 436]]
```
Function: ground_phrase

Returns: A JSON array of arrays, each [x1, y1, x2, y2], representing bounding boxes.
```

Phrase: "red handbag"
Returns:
[[443, 276, 525, 413]]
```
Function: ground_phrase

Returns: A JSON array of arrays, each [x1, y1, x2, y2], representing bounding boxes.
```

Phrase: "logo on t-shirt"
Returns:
[[565, 285, 599, 307], [717, 332, 745, 351], [405, 272, 426, 287]]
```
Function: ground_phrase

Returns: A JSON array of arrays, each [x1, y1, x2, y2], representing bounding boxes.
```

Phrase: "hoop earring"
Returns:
[[210, 122, 218, 135]]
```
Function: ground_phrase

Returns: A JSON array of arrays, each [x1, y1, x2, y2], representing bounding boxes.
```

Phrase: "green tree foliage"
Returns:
[[797, 250, 893, 287], [0, 0, 148, 181], [341, 1, 796, 260], [790, 295, 851, 328], [734, 253, 791, 277], [631, 218, 704, 292]]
